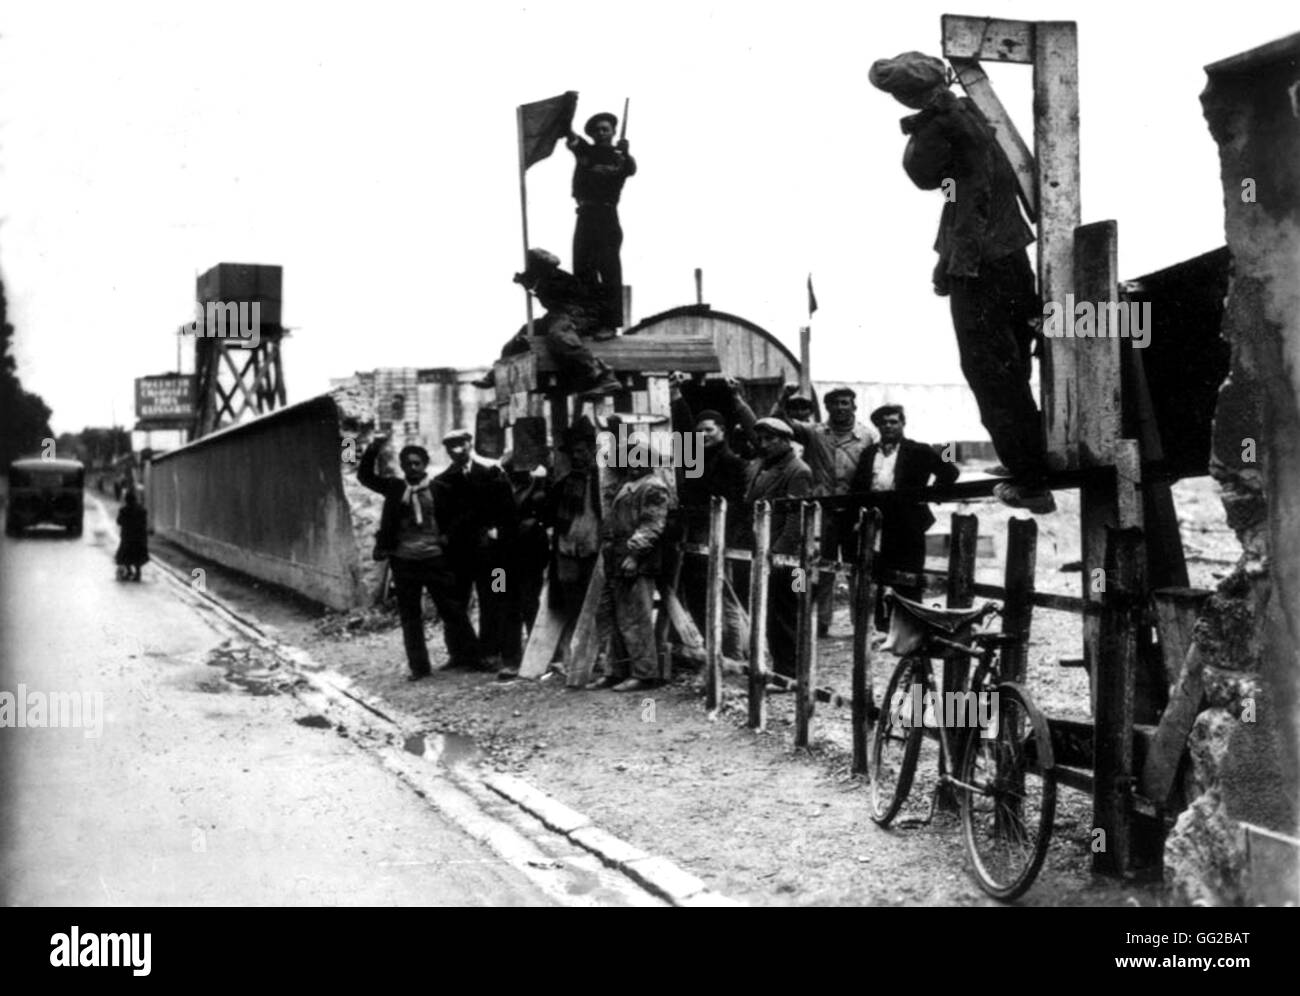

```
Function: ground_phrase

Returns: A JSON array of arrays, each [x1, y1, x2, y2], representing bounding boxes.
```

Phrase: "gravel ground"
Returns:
[[126, 476, 1236, 906]]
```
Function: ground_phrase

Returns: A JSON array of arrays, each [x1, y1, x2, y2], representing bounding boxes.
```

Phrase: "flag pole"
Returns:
[[516, 104, 535, 337]]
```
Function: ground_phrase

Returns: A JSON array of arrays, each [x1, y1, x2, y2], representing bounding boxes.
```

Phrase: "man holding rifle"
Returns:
[[567, 108, 637, 333]]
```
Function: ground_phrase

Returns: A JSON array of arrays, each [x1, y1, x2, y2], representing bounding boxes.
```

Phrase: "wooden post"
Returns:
[[794, 501, 821, 749], [798, 326, 812, 397], [1034, 21, 1081, 469], [852, 507, 881, 775], [1093, 526, 1143, 876], [748, 502, 772, 730], [938, 512, 979, 810], [564, 556, 607, 688], [1002, 517, 1039, 685], [1074, 222, 1122, 467], [705, 496, 726, 712], [694, 267, 704, 305]]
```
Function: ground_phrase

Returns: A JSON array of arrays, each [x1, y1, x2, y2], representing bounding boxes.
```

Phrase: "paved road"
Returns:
[[0, 500, 558, 906]]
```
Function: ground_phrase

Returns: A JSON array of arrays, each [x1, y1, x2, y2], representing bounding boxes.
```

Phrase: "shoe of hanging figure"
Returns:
[[993, 481, 1057, 515], [471, 372, 495, 389], [592, 327, 619, 342]]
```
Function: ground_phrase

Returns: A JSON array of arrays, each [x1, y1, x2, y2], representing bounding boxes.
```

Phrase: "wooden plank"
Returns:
[[941, 14, 1035, 63], [1073, 221, 1122, 466], [948, 58, 1037, 221], [1002, 517, 1039, 685], [852, 508, 880, 775], [794, 502, 821, 748], [564, 556, 607, 688], [1093, 526, 1143, 876], [1141, 588, 1212, 807], [518, 579, 567, 678], [529, 335, 719, 374], [646, 376, 670, 418], [1034, 21, 1082, 469], [705, 497, 727, 712], [1151, 588, 1211, 686], [939, 512, 979, 811], [665, 590, 705, 657], [748, 501, 772, 730]]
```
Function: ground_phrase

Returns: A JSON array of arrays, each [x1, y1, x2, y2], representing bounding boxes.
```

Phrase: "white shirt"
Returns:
[[871, 444, 900, 492]]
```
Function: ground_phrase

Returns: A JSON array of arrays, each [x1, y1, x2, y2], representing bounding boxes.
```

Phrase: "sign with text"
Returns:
[[136, 375, 196, 420]]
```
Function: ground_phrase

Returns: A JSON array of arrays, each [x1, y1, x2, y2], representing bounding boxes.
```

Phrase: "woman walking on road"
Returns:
[[115, 489, 149, 581]]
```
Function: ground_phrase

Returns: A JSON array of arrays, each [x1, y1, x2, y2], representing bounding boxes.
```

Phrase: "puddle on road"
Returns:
[[403, 732, 481, 770], [200, 639, 299, 696]]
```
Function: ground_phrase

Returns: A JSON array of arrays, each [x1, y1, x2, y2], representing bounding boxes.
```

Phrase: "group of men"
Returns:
[[671, 378, 957, 680]]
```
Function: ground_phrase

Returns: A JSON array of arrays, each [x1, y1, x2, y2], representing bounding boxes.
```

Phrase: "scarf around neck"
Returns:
[[401, 476, 432, 524]]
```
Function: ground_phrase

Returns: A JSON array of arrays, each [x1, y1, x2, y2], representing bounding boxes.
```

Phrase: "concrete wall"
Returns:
[[148, 395, 364, 610], [1163, 34, 1300, 905]]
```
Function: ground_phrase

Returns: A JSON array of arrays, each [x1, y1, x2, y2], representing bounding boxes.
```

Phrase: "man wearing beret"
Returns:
[[850, 404, 959, 610], [433, 428, 518, 672], [869, 52, 1055, 515], [744, 417, 814, 680], [566, 111, 637, 332]]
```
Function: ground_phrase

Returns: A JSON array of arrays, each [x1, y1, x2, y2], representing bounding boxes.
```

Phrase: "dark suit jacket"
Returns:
[[433, 459, 517, 564], [850, 438, 959, 535]]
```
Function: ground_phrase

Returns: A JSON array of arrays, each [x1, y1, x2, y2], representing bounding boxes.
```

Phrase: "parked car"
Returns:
[[5, 457, 85, 537]]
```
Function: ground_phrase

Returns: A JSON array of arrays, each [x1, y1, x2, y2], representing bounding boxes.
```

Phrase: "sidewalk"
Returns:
[[142, 531, 1167, 907]]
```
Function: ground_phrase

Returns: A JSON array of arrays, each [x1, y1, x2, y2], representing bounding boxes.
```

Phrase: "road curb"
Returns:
[[125, 527, 739, 907]]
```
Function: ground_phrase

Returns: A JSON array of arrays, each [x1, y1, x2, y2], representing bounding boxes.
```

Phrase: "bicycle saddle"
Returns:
[[882, 592, 1000, 655]]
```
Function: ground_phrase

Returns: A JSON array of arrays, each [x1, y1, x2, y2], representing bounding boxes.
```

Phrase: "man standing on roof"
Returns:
[[869, 51, 1054, 514], [567, 111, 637, 333]]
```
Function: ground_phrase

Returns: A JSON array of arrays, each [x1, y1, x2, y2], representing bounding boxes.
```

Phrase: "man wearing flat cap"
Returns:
[[850, 404, 959, 610], [869, 51, 1055, 515], [744, 417, 814, 680], [433, 428, 518, 672], [566, 111, 637, 332]]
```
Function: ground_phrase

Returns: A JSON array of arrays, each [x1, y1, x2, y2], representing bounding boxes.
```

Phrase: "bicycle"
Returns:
[[870, 592, 1057, 901]]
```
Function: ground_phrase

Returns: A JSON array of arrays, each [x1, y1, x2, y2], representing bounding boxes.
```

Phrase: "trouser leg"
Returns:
[[949, 251, 1047, 481], [391, 558, 432, 674], [612, 574, 658, 681], [767, 566, 800, 678], [543, 310, 610, 389], [437, 557, 481, 666]]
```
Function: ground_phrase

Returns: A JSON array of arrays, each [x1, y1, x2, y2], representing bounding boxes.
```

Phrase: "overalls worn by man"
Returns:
[[566, 111, 637, 331], [869, 51, 1055, 514], [586, 430, 670, 694], [433, 429, 518, 672], [359, 437, 480, 679]]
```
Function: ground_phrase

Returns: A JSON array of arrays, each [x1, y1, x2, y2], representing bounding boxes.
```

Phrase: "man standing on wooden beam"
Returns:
[[869, 51, 1055, 514], [566, 110, 636, 333]]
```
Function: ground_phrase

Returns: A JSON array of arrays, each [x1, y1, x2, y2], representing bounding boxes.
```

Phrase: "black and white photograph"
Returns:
[[0, 0, 1297, 934]]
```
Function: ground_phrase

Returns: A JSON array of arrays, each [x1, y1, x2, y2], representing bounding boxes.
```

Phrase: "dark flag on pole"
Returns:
[[519, 91, 579, 169], [807, 273, 818, 317]]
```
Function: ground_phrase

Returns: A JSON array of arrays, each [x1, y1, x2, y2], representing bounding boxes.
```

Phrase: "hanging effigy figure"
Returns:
[[870, 51, 1055, 514]]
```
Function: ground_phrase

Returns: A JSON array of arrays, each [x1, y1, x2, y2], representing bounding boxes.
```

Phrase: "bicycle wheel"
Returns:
[[959, 682, 1056, 900], [870, 656, 924, 826]]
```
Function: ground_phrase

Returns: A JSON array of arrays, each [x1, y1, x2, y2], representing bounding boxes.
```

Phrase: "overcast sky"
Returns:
[[2, 0, 1295, 434]]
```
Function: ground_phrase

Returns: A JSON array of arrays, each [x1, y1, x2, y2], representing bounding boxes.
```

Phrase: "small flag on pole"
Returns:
[[807, 273, 818, 317], [519, 91, 579, 170]]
